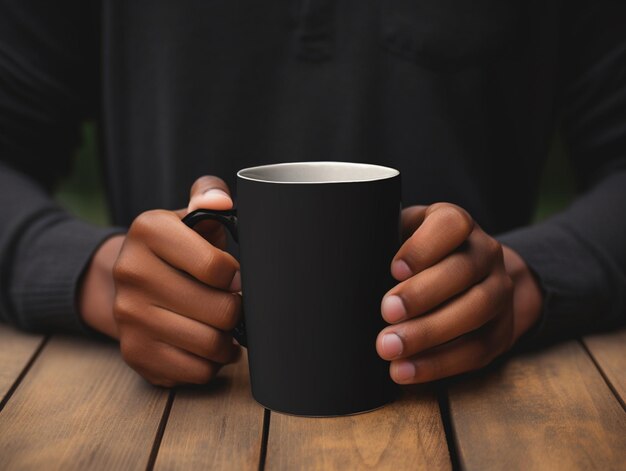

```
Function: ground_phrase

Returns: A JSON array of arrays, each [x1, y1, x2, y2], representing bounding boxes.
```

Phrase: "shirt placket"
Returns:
[[295, 0, 336, 61]]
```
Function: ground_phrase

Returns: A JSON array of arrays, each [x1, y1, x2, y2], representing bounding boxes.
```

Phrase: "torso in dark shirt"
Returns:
[[101, 0, 559, 234]]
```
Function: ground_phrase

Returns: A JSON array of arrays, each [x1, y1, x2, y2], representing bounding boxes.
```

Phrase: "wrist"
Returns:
[[79, 235, 125, 338], [502, 245, 544, 342]]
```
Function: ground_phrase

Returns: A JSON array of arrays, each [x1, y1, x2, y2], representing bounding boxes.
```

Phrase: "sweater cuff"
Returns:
[[497, 220, 624, 348], [9, 215, 125, 334]]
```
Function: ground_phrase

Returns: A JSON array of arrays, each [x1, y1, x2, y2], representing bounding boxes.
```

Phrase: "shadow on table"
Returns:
[[174, 375, 234, 397]]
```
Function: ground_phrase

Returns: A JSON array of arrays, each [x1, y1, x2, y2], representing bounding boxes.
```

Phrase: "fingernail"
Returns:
[[381, 295, 406, 323], [202, 188, 232, 204], [394, 361, 416, 383], [188, 188, 233, 212], [381, 333, 403, 358], [391, 260, 412, 280], [229, 271, 241, 291]]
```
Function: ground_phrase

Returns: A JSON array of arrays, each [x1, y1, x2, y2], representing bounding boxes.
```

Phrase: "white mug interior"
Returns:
[[237, 161, 399, 184]]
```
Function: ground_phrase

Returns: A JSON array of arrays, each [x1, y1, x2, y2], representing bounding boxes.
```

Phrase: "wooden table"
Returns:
[[1, 324, 625, 470]]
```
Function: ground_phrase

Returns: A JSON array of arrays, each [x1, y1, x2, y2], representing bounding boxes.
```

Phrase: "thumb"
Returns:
[[187, 175, 234, 213]]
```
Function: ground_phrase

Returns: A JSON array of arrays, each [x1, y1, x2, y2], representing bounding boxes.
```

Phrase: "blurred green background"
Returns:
[[53, 122, 576, 226], [533, 134, 576, 222], [54, 123, 110, 226]]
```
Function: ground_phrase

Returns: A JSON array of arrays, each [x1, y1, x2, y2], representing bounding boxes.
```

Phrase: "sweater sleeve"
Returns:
[[0, 0, 123, 333], [498, 0, 626, 345]]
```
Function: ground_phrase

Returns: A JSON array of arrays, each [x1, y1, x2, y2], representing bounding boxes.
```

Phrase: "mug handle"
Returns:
[[182, 208, 247, 348]]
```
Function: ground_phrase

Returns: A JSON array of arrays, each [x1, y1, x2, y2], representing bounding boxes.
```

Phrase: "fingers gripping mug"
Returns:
[[183, 161, 402, 416]]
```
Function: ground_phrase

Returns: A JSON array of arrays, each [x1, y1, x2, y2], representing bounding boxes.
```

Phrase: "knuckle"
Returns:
[[401, 243, 424, 269], [130, 210, 162, 237], [492, 274, 514, 315], [192, 362, 217, 384], [495, 279, 514, 315], [486, 238, 503, 260], [113, 295, 133, 322], [475, 342, 494, 369], [195, 249, 220, 284], [468, 239, 498, 276], [197, 251, 236, 289], [448, 251, 480, 284], [202, 329, 225, 357], [437, 204, 474, 236], [119, 335, 142, 368], [112, 258, 143, 285], [193, 329, 234, 364], [502, 274, 515, 298], [469, 287, 493, 324], [119, 339, 184, 388], [426, 202, 453, 215], [112, 294, 143, 324], [213, 294, 241, 330]]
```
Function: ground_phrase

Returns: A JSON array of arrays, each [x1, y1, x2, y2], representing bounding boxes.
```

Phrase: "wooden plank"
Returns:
[[449, 341, 626, 471], [0, 336, 168, 470], [584, 328, 626, 406], [265, 386, 451, 470], [154, 351, 265, 470], [0, 324, 44, 403]]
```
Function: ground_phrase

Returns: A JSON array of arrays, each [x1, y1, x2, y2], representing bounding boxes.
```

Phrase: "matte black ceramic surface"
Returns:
[[184, 162, 401, 416]]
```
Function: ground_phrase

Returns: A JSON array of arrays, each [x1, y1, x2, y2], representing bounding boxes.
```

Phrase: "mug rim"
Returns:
[[237, 161, 400, 184]]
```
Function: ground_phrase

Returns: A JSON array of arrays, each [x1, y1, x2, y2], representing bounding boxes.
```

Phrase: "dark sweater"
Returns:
[[1, 0, 625, 343]]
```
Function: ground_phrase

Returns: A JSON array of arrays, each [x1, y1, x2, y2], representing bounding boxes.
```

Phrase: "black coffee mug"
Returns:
[[183, 161, 402, 416]]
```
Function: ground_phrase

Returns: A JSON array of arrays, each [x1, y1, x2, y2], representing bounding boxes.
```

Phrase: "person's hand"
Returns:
[[376, 203, 543, 384], [80, 176, 243, 387]]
